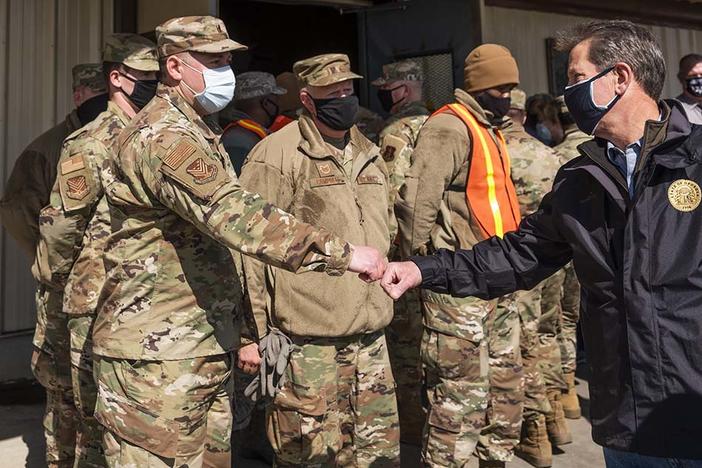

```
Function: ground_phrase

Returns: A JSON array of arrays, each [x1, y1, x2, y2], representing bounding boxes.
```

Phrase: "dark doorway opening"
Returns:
[[221, 1, 359, 78]]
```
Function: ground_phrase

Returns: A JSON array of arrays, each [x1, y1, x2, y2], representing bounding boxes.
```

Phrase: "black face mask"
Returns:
[[312, 95, 359, 131], [261, 97, 280, 128], [121, 73, 158, 110], [76, 93, 108, 125], [377, 85, 405, 113], [686, 77, 702, 97], [475, 92, 510, 120]]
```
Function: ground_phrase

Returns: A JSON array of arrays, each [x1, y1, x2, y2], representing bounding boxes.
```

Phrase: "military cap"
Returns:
[[102, 33, 159, 72], [71, 63, 107, 93], [293, 53, 362, 87], [556, 95, 569, 115], [371, 59, 423, 86], [510, 88, 526, 111], [234, 71, 287, 101], [156, 16, 247, 58]]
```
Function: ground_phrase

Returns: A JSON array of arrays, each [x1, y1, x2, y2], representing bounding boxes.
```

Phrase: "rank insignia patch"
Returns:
[[186, 158, 218, 185], [66, 175, 89, 200]]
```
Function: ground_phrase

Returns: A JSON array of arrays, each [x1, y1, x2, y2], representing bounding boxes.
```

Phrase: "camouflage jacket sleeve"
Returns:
[[0, 149, 52, 257], [137, 135, 351, 277], [395, 115, 469, 258], [237, 144, 297, 340], [33, 139, 103, 290]]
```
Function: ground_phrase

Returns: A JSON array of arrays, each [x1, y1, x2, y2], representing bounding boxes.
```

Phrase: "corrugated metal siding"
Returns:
[[0, 0, 113, 335], [483, 6, 702, 98]]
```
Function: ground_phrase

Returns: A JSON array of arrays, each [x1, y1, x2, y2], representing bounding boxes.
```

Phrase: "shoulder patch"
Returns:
[[61, 155, 86, 175], [65, 175, 90, 200], [163, 139, 197, 170], [158, 138, 230, 201], [381, 134, 407, 162]]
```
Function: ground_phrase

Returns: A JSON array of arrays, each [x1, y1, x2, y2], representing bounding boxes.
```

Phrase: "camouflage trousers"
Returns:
[[477, 293, 524, 462], [68, 315, 105, 467], [94, 354, 233, 468], [559, 262, 580, 375], [538, 270, 567, 393], [267, 330, 400, 467], [32, 287, 78, 468], [517, 283, 552, 420], [386, 288, 425, 446], [420, 290, 492, 468]]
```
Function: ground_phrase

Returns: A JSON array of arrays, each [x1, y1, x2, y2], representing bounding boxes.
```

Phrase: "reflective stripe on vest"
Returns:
[[435, 103, 521, 238], [223, 119, 268, 140]]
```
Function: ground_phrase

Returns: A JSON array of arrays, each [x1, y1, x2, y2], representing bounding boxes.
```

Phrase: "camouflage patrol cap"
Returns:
[[102, 33, 159, 72], [71, 63, 107, 93], [510, 88, 526, 111], [156, 16, 247, 58], [234, 71, 287, 101], [293, 53, 362, 87], [371, 59, 423, 86]]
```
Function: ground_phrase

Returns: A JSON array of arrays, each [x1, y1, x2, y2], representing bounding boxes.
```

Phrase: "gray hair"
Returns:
[[555, 20, 666, 100]]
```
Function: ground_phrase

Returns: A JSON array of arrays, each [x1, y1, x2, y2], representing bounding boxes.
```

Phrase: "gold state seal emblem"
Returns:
[[668, 179, 701, 212]]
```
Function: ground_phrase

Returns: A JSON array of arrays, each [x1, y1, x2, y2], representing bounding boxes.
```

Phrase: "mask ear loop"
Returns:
[[176, 57, 204, 97]]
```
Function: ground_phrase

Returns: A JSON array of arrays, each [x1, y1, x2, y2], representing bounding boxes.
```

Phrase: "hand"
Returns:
[[348, 244, 387, 282], [381, 261, 423, 300], [237, 343, 261, 375]]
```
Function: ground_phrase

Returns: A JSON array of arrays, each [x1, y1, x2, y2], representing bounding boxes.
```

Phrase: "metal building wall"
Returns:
[[0, 0, 112, 381], [483, 6, 702, 98]]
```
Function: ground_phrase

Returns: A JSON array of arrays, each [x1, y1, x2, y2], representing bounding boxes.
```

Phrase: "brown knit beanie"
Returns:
[[464, 44, 519, 93]]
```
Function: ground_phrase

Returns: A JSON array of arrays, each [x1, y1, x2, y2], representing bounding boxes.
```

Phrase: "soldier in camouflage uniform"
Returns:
[[75, 17, 382, 468], [34, 34, 160, 468], [0, 63, 106, 258], [6, 64, 107, 468], [554, 96, 588, 420], [504, 89, 565, 467], [239, 53, 400, 467], [395, 44, 523, 468], [371, 59, 429, 446], [219, 71, 286, 175]]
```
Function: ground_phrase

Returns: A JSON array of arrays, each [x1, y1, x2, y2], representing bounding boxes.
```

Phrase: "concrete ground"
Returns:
[[0, 375, 603, 468]]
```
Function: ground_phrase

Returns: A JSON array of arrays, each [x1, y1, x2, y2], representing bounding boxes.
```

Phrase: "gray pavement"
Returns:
[[0, 376, 603, 467]]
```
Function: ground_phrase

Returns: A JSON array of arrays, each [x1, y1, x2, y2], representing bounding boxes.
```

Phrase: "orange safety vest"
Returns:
[[223, 118, 268, 140], [434, 103, 521, 238], [269, 114, 295, 133]]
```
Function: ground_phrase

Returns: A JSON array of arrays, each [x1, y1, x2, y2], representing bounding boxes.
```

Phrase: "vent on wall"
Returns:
[[400, 53, 455, 112]]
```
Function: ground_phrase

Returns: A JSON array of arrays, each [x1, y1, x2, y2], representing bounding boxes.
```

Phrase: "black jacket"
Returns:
[[412, 101, 702, 458]]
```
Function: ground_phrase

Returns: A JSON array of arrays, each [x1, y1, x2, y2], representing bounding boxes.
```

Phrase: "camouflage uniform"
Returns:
[[240, 53, 400, 467], [88, 17, 351, 468], [34, 35, 159, 468], [0, 63, 105, 257], [372, 60, 429, 446], [396, 62, 520, 466], [14, 64, 106, 468]]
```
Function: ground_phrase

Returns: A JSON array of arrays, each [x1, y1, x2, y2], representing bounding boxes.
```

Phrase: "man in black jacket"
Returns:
[[383, 20, 702, 466]]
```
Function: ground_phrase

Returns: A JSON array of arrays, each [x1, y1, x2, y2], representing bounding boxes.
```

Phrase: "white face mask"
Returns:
[[180, 59, 236, 114]]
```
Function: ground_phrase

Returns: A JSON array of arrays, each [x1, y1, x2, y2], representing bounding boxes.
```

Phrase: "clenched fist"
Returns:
[[237, 342, 261, 375], [381, 261, 423, 299], [348, 244, 387, 282]]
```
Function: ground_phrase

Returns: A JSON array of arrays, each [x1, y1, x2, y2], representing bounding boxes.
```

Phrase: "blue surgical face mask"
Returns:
[[563, 66, 621, 135], [180, 59, 236, 114]]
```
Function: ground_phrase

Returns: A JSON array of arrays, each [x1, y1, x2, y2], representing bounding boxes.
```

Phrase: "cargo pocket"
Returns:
[[425, 402, 463, 464], [95, 383, 179, 459], [267, 385, 341, 465]]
